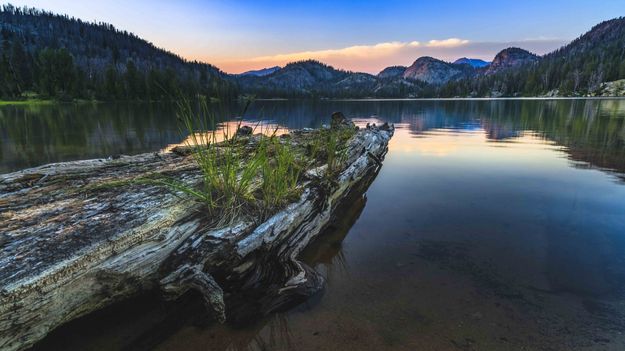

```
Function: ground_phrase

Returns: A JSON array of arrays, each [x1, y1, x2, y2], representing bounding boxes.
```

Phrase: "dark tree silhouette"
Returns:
[[0, 4, 237, 100]]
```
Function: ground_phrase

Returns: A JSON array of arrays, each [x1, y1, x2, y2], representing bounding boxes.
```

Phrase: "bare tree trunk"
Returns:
[[0, 120, 393, 351]]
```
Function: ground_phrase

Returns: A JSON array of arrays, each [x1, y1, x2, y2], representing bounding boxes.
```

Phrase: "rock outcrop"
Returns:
[[403, 56, 473, 84], [377, 66, 407, 79], [453, 57, 490, 68], [487, 47, 539, 73]]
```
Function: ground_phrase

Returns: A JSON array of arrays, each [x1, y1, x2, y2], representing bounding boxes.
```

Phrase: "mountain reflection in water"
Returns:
[[22, 99, 625, 351]]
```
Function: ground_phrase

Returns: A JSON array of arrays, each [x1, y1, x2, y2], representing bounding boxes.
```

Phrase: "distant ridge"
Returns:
[[402, 57, 473, 84], [377, 66, 407, 79], [453, 57, 490, 68], [486, 47, 539, 73], [442, 17, 625, 97], [0, 4, 623, 99], [238, 66, 281, 77]]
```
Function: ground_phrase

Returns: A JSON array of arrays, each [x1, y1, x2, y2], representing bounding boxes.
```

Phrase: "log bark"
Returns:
[[0, 119, 393, 351]]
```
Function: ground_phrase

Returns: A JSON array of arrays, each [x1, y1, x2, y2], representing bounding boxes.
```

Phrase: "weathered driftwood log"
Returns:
[[0, 116, 393, 351]]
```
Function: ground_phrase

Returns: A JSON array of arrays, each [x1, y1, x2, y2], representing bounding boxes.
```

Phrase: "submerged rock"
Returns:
[[235, 125, 254, 136]]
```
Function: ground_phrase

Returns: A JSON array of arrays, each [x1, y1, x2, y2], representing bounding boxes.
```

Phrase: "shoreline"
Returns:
[[328, 96, 625, 102], [0, 99, 57, 106], [1, 95, 624, 106], [0, 99, 102, 106], [243, 96, 625, 102]]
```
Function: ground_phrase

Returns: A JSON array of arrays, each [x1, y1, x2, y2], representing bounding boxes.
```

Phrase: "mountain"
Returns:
[[453, 58, 490, 68], [335, 72, 378, 90], [403, 57, 474, 84], [231, 15, 625, 98], [0, 5, 236, 100], [237, 60, 366, 97], [536, 17, 625, 94], [237, 60, 347, 96], [0, 5, 623, 100], [237, 60, 423, 98], [486, 47, 539, 73], [238, 66, 281, 77], [377, 66, 407, 79], [440, 17, 625, 97]]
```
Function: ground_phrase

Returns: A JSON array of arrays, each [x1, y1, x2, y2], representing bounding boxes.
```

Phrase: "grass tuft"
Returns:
[[174, 98, 263, 224], [256, 133, 303, 217], [132, 98, 357, 227]]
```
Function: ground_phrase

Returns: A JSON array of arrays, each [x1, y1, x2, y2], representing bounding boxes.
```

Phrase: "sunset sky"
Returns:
[[8, 0, 624, 74]]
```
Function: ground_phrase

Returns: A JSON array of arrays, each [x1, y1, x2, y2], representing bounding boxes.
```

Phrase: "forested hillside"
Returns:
[[237, 59, 430, 98], [242, 18, 625, 98], [0, 4, 236, 100], [0, 4, 623, 100], [436, 18, 625, 97], [236, 60, 422, 98]]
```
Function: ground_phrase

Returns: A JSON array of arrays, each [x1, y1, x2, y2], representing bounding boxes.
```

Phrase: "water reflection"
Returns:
[[2, 99, 624, 177], [162, 121, 290, 153], [18, 99, 625, 350], [0, 102, 178, 173]]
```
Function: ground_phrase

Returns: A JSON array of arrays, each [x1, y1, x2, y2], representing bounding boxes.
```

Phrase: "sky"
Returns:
[[7, 0, 624, 74]]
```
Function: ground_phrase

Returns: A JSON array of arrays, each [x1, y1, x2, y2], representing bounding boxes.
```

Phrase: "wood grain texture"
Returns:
[[0, 120, 393, 351]]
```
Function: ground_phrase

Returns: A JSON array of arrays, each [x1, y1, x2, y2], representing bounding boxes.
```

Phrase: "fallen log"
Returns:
[[0, 115, 393, 351]]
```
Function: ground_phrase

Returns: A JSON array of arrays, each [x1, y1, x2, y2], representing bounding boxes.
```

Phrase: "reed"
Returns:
[[322, 126, 355, 177], [256, 132, 303, 217], [174, 98, 263, 223], [153, 98, 355, 226]]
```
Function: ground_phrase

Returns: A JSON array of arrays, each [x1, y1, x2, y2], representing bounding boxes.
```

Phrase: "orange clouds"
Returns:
[[425, 38, 470, 47], [211, 37, 565, 74], [214, 38, 470, 74]]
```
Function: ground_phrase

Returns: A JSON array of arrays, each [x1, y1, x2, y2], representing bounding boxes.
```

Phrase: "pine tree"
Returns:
[[104, 65, 119, 99], [11, 40, 32, 92]]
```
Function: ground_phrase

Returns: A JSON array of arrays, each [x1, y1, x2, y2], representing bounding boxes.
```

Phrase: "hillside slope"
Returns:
[[237, 60, 423, 98], [377, 66, 407, 79], [486, 48, 539, 74], [439, 17, 625, 97], [0, 5, 623, 99], [238, 66, 281, 77], [0, 5, 236, 100], [403, 56, 474, 84], [453, 57, 490, 68]]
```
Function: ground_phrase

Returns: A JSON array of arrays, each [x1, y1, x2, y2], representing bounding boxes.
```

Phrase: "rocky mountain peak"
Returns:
[[377, 66, 407, 79], [238, 66, 281, 77], [487, 47, 539, 73], [453, 57, 490, 68], [403, 57, 470, 84]]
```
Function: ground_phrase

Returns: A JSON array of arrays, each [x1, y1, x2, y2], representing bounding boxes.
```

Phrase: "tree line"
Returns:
[[0, 4, 623, 101], [0, 4, 237, 101], [435, 18, 625, 97]]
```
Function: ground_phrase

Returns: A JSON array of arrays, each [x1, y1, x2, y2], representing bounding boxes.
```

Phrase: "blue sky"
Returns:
[[8, 0, 624, 73]]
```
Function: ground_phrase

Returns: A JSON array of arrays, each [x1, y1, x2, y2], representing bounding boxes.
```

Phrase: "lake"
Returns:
[[12, 99, 625, 350]]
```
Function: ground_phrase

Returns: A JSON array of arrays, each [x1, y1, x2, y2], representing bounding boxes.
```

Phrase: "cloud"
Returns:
[[244, 40, 422, 63], [426, 38, 470, 48], [214, 37, 567, 74]]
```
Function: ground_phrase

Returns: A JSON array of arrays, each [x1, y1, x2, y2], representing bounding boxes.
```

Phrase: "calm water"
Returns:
[[18, 99, 625, 350]]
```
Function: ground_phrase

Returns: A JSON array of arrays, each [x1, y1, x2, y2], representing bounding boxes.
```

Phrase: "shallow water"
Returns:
[[20, 99, 625, 350]]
